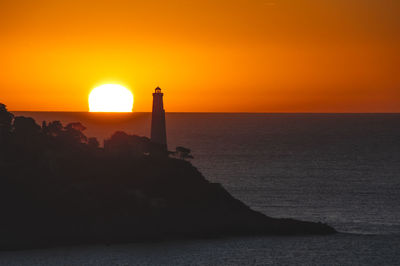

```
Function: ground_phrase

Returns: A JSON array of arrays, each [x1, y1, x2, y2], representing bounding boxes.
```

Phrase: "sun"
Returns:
[[89, 84, 134, 112]]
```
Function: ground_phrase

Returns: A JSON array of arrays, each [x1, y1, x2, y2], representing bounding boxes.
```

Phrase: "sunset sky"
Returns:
[[0, 0, 399, 112]]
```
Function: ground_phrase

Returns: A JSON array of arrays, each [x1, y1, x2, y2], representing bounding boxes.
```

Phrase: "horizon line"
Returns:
[[10, 110, 400, 114]]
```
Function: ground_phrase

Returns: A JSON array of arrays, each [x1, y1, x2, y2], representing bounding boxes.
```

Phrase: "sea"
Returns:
[[1, 112, 400, 265]]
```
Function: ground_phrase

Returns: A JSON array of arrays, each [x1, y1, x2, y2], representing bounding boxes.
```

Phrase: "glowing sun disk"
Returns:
[[89, 84, 134, 112]]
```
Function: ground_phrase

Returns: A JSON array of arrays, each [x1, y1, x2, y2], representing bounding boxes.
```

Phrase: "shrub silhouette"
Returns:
[[174, 146, 194, 160], [0, 103, 13, 130], [0, 104, 14, 144]]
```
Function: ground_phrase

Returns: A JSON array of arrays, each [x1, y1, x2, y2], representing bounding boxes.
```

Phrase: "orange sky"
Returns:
[[0, 0, 399, 112]]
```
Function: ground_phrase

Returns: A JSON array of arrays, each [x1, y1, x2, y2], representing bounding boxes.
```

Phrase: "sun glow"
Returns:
[[89, 84, 134, 112]]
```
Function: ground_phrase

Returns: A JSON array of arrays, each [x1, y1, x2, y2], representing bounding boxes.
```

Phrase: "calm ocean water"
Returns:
[[2, 112, 400, 265]]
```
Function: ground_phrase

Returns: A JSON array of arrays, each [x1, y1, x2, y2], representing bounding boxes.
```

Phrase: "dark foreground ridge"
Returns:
[[0, 104, 336, 250]]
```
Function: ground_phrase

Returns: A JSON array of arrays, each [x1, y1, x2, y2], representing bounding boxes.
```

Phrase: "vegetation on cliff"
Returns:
[[0, 104, 335, 250]]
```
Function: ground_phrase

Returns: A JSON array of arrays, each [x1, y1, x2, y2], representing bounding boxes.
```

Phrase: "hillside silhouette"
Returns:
[[0, 104, 335, 250]]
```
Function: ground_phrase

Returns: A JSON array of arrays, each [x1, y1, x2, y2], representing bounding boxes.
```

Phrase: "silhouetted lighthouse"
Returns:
[[151, 87, 167, 151]]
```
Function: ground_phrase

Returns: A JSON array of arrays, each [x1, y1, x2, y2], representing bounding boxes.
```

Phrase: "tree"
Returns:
[[88, 137, 100, 149], [46, 121, 63, 137], [65, 122, 86, 132], [63, 122, 88, 144], [0, 103, 14, 151], [175, 146, 194, 160], [12, 116, 42, 152], [13, 116, 41, 136], [104, 131, 151, 156], [0, 103, 14, 132]]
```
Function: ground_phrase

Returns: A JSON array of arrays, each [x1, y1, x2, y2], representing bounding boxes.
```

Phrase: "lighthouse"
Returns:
[[151, 87, 167, 151]]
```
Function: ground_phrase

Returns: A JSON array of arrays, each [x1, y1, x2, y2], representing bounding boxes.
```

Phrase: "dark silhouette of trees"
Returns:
[[104, 131, 153, 157], [12, 117, 42, 153], [14, 116, 41, 135], [175, 146, 194, 160], [0, 102, 168, 161], [88, 137, 100, 149], [44, 120, 63, 137], [0, 103, 13, 129], [62, 122, 88, 144], [0, 104, 14, 142]]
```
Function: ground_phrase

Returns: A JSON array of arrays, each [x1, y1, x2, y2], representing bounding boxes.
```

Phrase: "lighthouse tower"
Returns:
[[151, 87, 167, 151]]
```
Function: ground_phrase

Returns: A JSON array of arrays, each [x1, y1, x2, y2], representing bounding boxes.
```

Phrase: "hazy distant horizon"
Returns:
[[12, 111, 400, 114]]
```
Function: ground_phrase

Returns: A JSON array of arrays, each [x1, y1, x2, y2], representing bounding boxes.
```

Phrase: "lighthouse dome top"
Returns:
[[155, 87, 162, 93]]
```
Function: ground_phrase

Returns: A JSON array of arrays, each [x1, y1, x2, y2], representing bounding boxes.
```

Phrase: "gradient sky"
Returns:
[[0, 0, 399, 112]]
